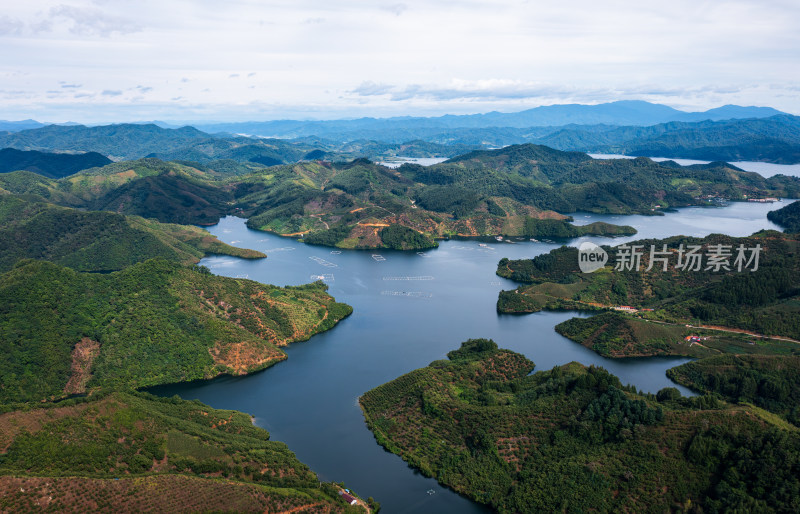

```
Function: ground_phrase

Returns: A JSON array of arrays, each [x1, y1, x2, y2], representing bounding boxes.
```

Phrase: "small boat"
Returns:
[[529, 238, 539, 242], [495, 236, 503, 241]]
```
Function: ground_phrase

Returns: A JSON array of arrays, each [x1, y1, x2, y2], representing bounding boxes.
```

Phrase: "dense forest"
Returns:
[[497, 231, 800, 343], [361, 339, 800, 512], [667, 355, 800, 426], [0, 155, 366, 509], [768, 200, 800, 233]]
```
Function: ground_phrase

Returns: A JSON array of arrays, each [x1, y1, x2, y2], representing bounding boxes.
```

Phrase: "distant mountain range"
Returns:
[[190, 101, 786, 139], [538, 115, 800, 164], [1, 102, 798, 167]]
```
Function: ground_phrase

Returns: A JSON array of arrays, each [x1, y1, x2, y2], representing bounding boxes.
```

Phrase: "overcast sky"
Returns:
[[2, 0, 799, 123]]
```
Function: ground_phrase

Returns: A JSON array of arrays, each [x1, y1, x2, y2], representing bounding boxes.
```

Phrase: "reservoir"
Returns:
[[153, 200, 792, 513]]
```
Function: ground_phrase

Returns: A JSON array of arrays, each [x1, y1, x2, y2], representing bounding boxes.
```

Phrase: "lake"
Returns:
[[589, 153, 800, 178], [152, 201, 792, 513]]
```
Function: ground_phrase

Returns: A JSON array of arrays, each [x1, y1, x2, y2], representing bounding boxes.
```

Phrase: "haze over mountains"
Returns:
[[192, 101, 787, 138], [1, 101, 799, 166]]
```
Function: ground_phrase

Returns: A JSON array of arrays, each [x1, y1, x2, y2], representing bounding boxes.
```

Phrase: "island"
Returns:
[[497, 230, 800, 357]]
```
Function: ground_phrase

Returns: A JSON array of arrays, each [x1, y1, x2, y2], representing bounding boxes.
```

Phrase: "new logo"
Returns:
[[578, 242, 608, 273]]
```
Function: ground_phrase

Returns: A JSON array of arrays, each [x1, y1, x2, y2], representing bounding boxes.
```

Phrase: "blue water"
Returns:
[[152, 201, 790, 513]]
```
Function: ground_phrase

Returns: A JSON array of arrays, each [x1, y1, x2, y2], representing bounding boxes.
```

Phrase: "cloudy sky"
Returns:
[[2, 0, 799, 123]]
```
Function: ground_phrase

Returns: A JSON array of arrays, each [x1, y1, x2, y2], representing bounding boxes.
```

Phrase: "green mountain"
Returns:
[[421, 144, 800, 214], [360, 339, 800, 512], [0, 392, 362, 512], [0, 258, 351, 404], [0, 196, 263, 273], [497, 231, 800, 345], [0, 159, 235, 225], [768, 200, 800, 233], [234, 156, 631, 249], [0, 148, 111, 178], [11, 143, 797, 251]]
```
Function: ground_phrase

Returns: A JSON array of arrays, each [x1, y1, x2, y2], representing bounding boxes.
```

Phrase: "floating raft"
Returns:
[[382, 276, 434, 281], [310, 274, 334, 282], [380, 291, 432, 298], [309, 256, 338, 267]]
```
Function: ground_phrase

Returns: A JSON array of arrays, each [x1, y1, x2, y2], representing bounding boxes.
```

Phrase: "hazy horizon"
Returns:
[[2, 100, 793, 127]]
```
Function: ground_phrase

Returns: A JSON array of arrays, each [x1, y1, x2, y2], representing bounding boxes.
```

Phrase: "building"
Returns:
[[339, 491, 358, 506]]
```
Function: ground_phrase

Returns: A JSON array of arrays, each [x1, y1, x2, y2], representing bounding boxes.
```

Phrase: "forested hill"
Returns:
[[0, 392, 363, 512], [3, 144, 798, 250], [0, 147, 111, 178], [768, 200, 800, 233], [0, 160, 236, 225], [409, 143, 800, 213], [497, 230, 800, 342], [667, 355, 800, 426], [0, 195, 264, 273], [0, 258, 352, 404], [360, 339, 800, 512], [0, 124, 210, 160]]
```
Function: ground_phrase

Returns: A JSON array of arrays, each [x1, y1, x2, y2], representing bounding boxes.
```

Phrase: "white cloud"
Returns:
[[0, 0, 797, 122], [48, 4, 143, 36], [0, 15, 24, 35]]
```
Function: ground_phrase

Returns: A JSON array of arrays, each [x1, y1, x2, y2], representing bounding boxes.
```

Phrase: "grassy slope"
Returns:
[[0, 258, 352, 404], [360, 339, 800, 512], [497, 231, 800, 345], [0, 195, 263, 273], [0, 391, 359, 513]]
